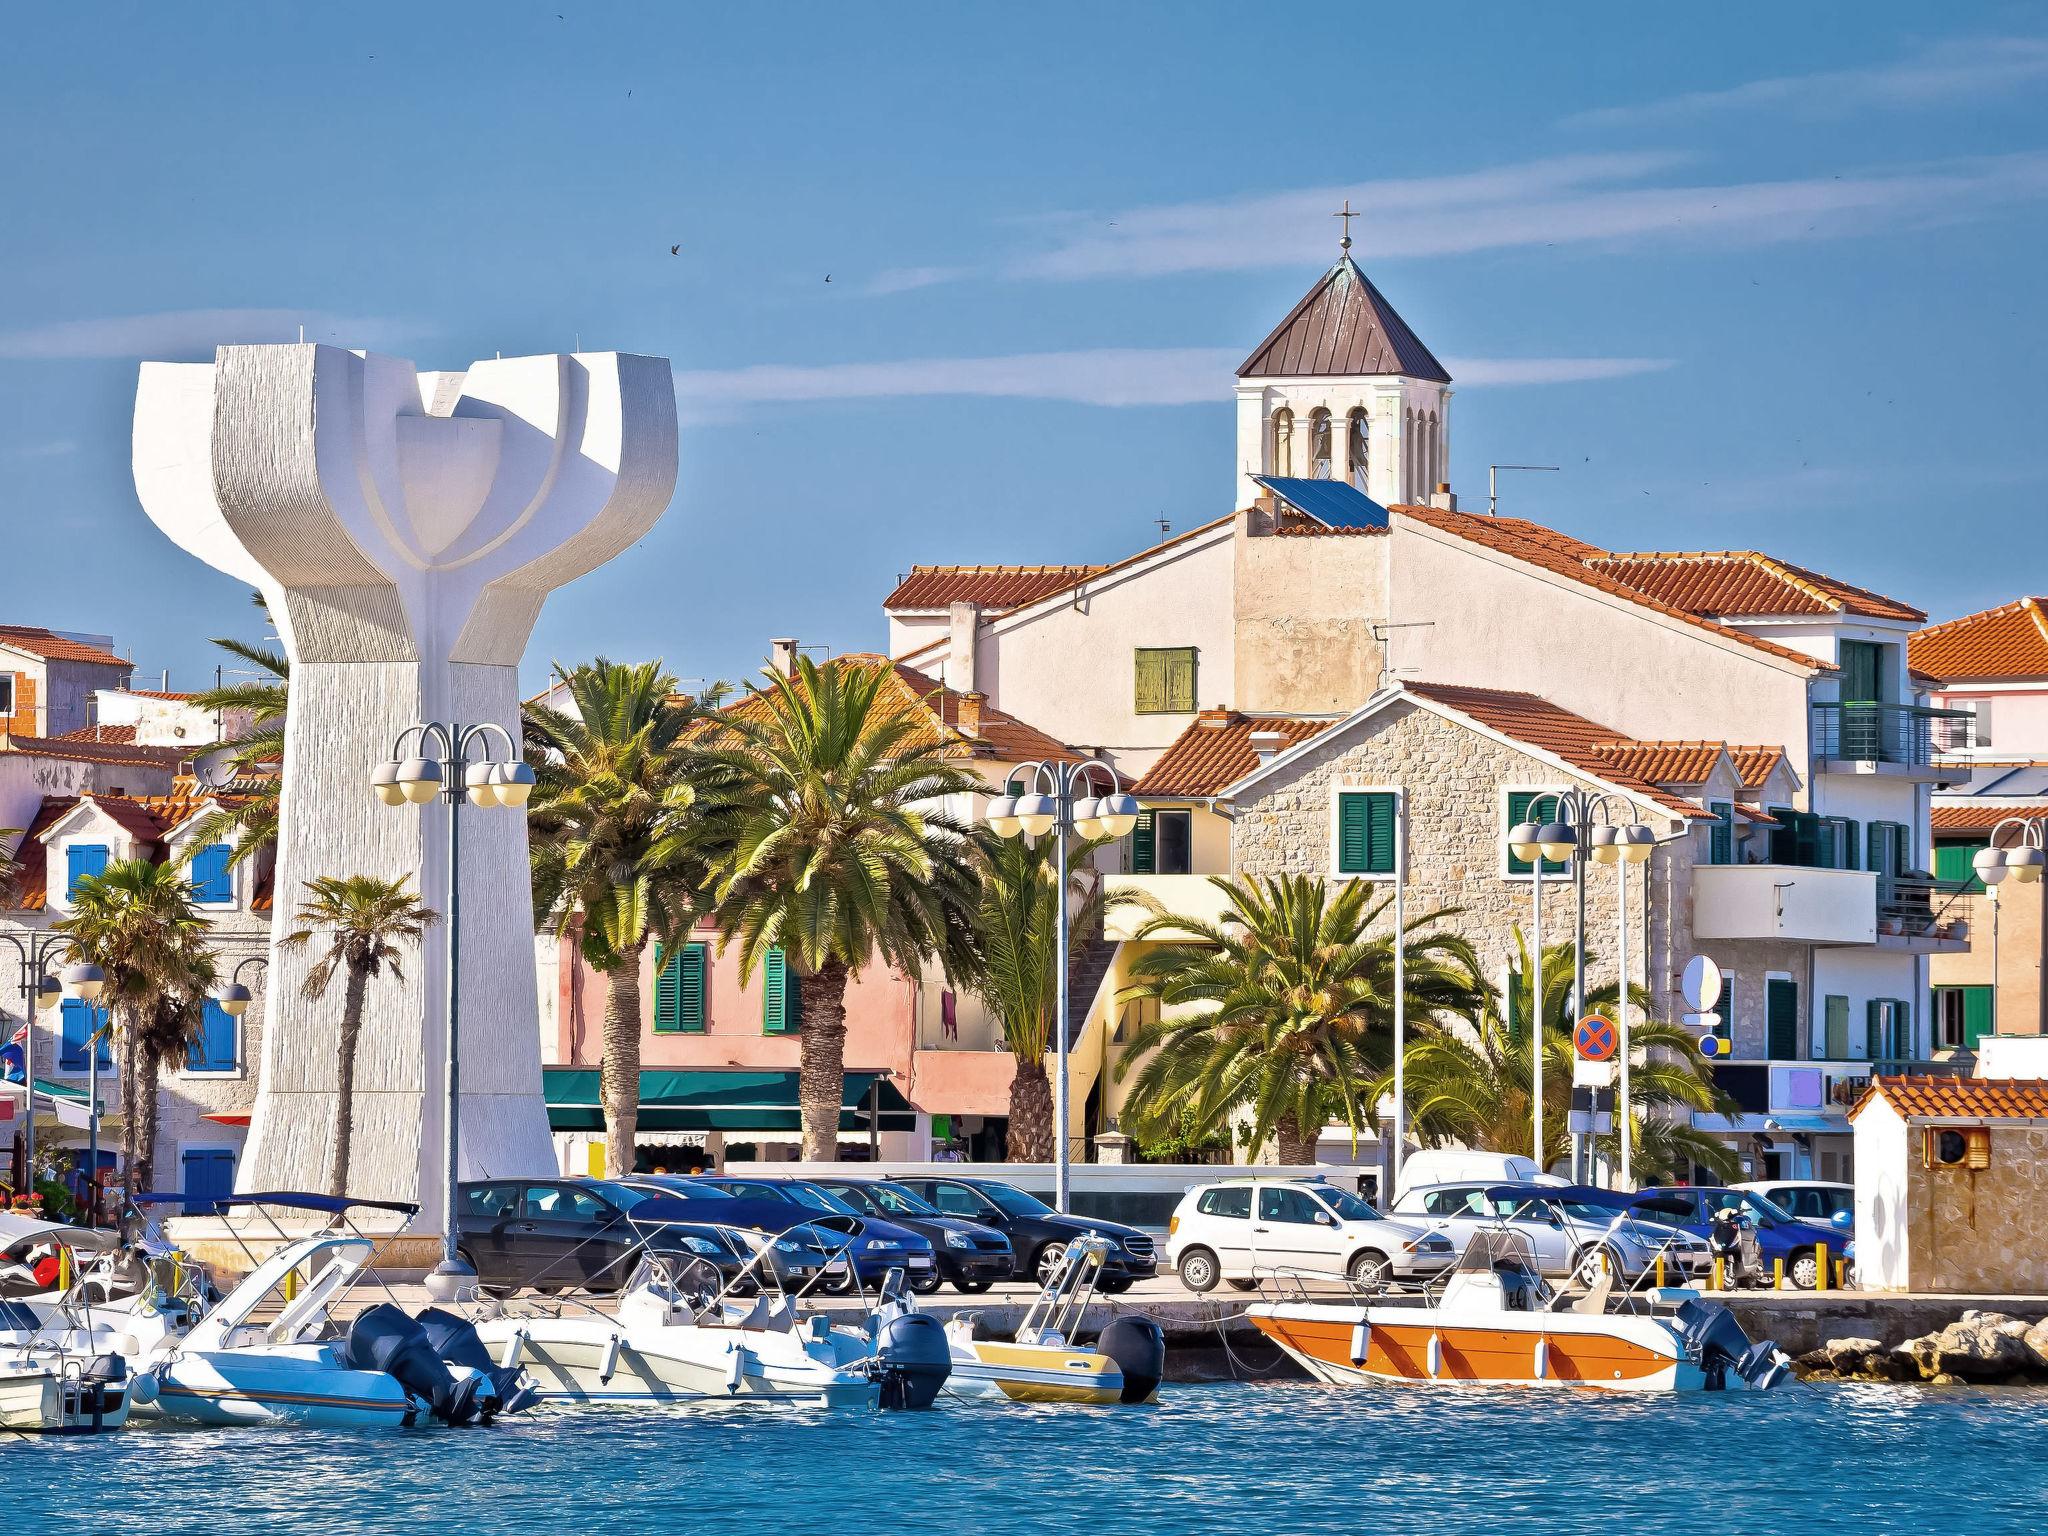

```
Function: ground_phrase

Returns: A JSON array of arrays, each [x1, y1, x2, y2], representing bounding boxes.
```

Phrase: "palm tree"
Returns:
[[281, 875, 437, 1199], [56, 860, 217, 1201], [950, 829, 1125, 1162], [525, 659, 719, 1178], [1116, 874, 1488, 1163], [704, 657, 982, 1160], [1393, 926, 1739, 1182], [185, 599, 289, 867]]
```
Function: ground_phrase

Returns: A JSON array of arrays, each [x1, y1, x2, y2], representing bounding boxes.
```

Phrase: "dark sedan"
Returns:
[[615, 1176, 844, 1291], [1626, 1185, 1849, 1289], [454, 1176, 725, 1296], [698, 1177, 938, 1293], [892, 1176, 1157, 1291], [812, 1178, 1015, 1294]]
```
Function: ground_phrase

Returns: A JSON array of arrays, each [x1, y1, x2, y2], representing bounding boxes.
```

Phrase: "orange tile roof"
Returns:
[[1402, 682, 1714, 819], [0, 626, 129, 667], [1134, 712, 1337, 797], [1271, 523, 1386, 538], [1589, 740, 1786, 789], [1850, 1075, 2048, 1123], [1391, 505, 1834, 672], [0, 732, 189, 769], [1930, 801, 2048, 834], [886, 565, 1107, 612], [1910, 597, 2048, 682], [54, 723, 138, 745], [7, 790, 251, 911], [1587, 551, 1923, 622], [127, 689, 194, 701]]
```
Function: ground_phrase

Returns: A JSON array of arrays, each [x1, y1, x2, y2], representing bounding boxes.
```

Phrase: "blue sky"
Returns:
[[4, 4, 2047, 694]]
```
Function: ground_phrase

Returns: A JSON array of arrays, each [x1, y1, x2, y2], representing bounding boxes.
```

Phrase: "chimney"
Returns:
[[769, 638, 798, 675], [1249, 728, 1288, 764], [1428, 482, 1457, 511], [947, 601, 981, 693], [957, 691, 985, 737]]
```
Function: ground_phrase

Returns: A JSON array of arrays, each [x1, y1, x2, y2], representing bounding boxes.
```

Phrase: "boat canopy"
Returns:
[[0, 1211, 120, 1250], [214, 1192, 422, 1218], [543, 1068, 916, 1133]]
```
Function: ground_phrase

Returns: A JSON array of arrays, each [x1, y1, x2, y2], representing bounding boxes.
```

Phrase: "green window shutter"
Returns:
[[1962, 985, 1994, 1049], [1337, 793, 1395, 875], [1894, 824, 1913, 878], [1133, 648, 1196, 713], [1164, 648, 1196, 712], [1709, 802, 1734, 866], [1133, 650, 1166, 714], [1864, 998, 1882, 1061], [1505, 791, 1566, 875], [1935, 842, 1987, 892], [1836, 818, 1859, 874], [1839, 640, 1882, 703], [1130, 810, 1156, 874], [1366, 792, 1396, 874], [678, 944, 706, 1032], [653, 942, 679, 1034], [763, 947, 796, 1034], [1824, 995, 1849, 1060], [1765, 977, 1799, 1059]]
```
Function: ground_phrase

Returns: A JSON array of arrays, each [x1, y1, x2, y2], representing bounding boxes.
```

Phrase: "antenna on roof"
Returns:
[[1153, 516, 1172, 541], [1487, 464, 1560, 517]]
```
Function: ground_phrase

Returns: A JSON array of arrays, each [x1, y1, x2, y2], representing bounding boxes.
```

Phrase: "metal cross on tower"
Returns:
[[1333, 199, 1360, 252]]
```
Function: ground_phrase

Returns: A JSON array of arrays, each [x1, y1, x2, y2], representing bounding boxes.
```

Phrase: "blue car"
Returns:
[[700, 1176, 938, 1293], [1626, 1185, 1847, 1289]]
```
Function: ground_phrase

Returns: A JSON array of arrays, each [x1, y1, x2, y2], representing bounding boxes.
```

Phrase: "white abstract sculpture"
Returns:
[[133, 345, 677, 1232]]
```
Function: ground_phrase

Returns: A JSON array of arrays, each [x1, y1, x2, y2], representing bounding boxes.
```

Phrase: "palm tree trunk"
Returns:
[[601, 946, 645, 1178], [1006, 1058, 1052, 1162], [797, 960, 850, 1162], [331, 963, 369, 1199], [1274, 1117, 1319, 1164], [134, 1046, 161, 1201], [117, 1008, 143, 1209]]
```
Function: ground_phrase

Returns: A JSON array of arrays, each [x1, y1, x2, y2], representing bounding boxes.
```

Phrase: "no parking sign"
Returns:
[[1573, 1015, 1618, 1062]]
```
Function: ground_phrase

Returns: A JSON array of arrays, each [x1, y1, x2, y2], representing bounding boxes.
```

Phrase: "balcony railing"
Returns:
[[1812, 701, 1974, 771], [1877, 873, 1973, 945], [1825, 1056, 1974, 1107]]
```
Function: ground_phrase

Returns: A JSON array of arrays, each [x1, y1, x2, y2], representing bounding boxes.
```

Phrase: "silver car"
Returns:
[[1390, 1181, 1710, 1284]]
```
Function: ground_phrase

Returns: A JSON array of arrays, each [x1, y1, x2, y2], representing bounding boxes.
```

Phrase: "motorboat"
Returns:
[[0, 1298, 147, 1433], [1248, 1228, 1790, 1393], [923, 1233, 1163, 1405], [469, 1199, 951, 1410], [141, 1192, 522, 1427]]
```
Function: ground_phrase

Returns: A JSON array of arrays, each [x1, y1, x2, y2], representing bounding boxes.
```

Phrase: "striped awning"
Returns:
[[542, 1068, 916, 1134]]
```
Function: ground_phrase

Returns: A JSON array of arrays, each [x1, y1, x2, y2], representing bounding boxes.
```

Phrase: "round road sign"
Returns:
[[1574, 1015, 1618, 1062]]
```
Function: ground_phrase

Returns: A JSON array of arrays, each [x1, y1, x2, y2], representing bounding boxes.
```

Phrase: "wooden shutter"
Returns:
[[653, 942, 679, 1033], [1839, 640, 1882, 702], [1765, 978, 1799, 1060], [66, 843, 109, 898], [1834, 818, 1859, 874], [1962, 986, 1994, 1049], [188, 999, 237, 1072], [763, 947, 793, 1034], [1824, 995, 1849, 1060], [59, 998, 88, 1070], [1505, 792, 1565, 875], [1133, 649, 1194, 713], [1935, 842, 1986, 891], [1130, 810, 1156, 874], [1709, 803, 1734, 866], [1337, 794, 1370, 873], [654, 943, 706, 1034], [191, 843, 232, 903], [1163, 648, 1196, 711], [1133, 651, 1167, 714]]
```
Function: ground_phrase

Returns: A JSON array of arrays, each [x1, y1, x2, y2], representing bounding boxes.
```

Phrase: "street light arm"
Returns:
[[386, 722, 454, 762], [454, 720, 522, 763]]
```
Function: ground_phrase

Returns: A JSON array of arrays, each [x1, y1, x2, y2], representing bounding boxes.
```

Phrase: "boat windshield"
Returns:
[[860, 1183, 942, 1218], [1304, 1184, 1380, 1222], [784, 1184, 860, 1216], [976, 1183, 1054, 1218]]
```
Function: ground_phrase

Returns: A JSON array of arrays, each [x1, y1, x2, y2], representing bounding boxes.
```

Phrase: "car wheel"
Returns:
[[908, 1270, 944, 1295], [1034, 1241, 1069, 1284], [954, 1279, 993, 1295], [1573, 1246, 1622, 1287], [1177, 1247, 1221, 1293], [818, 1266, 855, 1296], [1227, 1278, 1260, 1293], [1347, 1249, 1392, 1291], [458, 1250, 513, 1301], [1789, 1252, 1822, 1290]]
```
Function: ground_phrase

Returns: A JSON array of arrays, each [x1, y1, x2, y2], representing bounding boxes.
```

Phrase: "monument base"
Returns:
[[163, 1214, 446, 1280]]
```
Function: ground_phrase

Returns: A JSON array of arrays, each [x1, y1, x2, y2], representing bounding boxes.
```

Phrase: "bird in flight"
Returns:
[[670, 245, 680, 256], [824, 274, 832, 283]]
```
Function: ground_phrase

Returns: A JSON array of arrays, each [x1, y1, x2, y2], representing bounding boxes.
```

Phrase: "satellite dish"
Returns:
[[1681, 955, 1723, 1012]]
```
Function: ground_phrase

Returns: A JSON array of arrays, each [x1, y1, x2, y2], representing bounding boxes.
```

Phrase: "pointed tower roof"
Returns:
[[1237, 257, 1450, 383]]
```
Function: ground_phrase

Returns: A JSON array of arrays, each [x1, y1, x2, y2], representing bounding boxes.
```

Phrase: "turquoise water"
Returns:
[[9, 1382, 2044, 1534]]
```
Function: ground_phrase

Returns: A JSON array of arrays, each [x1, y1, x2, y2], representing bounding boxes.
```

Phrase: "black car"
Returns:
[[812, 1177, 1015, 1294], [892, 1176, 1157, 1291], [455, 1177, 679, 1296], [615, 1176, 842, 1292]]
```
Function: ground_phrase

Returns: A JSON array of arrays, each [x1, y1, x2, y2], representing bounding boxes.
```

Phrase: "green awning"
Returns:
[[542, 1067, 916, 1134]]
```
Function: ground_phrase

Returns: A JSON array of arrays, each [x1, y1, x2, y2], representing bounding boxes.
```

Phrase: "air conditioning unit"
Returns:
[[1925, 1125, 1992, 1169]]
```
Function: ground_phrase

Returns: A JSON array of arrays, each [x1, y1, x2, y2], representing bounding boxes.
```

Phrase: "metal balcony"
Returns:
[[1811, 701, 1974, 779]]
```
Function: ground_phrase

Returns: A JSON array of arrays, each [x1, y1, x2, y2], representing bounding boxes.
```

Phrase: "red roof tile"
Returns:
[[1911, 597, 2048, 682], [1402, 682, 1714, 819], [1238, 257, 1450, 382], [1931, 801, 2048, 834], [0, 733, 189, 769], [1392, 505, 1834, 672], [885, 566, 1106, 612], [0, 627, 129, 667], [1134, 712, 1337, 797], [1590, 740, 1786, 789], [1850, 1076, 2048, 1123], [1588, 552, 1922, 622], [54, 724, 138, 745]]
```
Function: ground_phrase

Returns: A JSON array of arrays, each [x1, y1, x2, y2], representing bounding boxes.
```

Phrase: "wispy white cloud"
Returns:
[[0, 308, 429, 361], [674, 348, 1671, 411], [998, 151, 2048, 281], [1564, 36, 2048, 130]]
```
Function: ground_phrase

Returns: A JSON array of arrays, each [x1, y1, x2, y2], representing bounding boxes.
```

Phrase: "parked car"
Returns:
[[1625, 1186, 1848, 1289], [1389, 1181, 1710, 1284], [698, 1176, 937, 1292], [892, 1176, 1158, 1291], [810, 1177, 1015, 1294], [1734, 1179, 1854, 1228], [614, 1175, 845, 1290], [455, 1176, 745, 1296], [1166, 1177, 1456, 1293], [1393, 1149, 1557, 1202]]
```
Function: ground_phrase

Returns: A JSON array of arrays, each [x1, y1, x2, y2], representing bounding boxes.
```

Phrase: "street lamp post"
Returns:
[[0, 931, 74, 1204], [58, 961, 107, 1226], [1505, 793, 1656, 1185], [372, 721, 534, 1299], [211, 956, 269, 1024], [1973, 817, 2048, 1040], [979, 760, 1139, 1214]]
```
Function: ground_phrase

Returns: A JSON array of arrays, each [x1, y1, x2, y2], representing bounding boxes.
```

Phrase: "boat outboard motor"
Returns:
[[872, 1311, 951, 1410], [341, 1303, 491, 1426], [1673, 1298, 1784, 1391], [416, 1305, 540, 1415], [1098, 1315, 1166, 1404]]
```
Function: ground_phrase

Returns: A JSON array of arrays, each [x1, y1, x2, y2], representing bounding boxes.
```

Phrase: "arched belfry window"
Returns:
[[1402, 408, 1416, 502], [1347, 408, 1370, 492], [1309, 408, 1333, 479], [1271, 407, 1294, 476], [1424, 412, 1439, 495]]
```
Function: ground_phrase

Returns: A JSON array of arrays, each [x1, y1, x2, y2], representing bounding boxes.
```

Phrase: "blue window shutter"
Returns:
[[66, 843, 109, 899], [188, 999, 237, 1072], [59, 998, 109, 1071], [181, 1148, 236, 1215], [191, 844, 232, 903], [763, 948, 793, 1034]]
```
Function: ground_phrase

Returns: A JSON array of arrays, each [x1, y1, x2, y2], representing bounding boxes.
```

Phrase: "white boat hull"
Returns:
[[0, 1365, 133, 1432], [145, 1345, 417, 1427], [475, 1317, 877, 1410]]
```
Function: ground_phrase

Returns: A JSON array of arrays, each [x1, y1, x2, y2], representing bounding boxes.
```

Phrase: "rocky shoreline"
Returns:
[[1794, 1310, 2048, 1385]]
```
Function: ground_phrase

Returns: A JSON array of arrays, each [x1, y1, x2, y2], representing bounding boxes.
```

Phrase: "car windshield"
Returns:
[[975, 1182, 1054, 1217], [784, 1184, 860, 1216], [1303, 1184, 1379, 1221], [1736, 1190, 1795, 1223], [1559, 1201, 1628, 1223], [588, 1180, 650, 1209], [862, 1182, 941, 1217]]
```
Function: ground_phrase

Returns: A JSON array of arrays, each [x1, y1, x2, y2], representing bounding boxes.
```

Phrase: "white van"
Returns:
[[1394, 1150, 1559, 1201]]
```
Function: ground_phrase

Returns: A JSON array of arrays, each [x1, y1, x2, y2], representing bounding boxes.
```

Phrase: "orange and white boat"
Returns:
[[1248, 1231, 1788, 1393]]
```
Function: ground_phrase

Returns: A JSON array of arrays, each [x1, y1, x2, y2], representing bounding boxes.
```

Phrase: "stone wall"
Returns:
[[1905, 1125, 2048, 1292], [1230, 700, 1697, 1021]]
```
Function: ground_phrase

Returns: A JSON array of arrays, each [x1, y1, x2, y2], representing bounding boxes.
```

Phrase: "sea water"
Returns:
[[8, 1381, 2043, 1535]]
